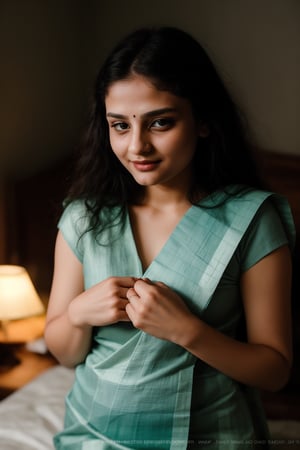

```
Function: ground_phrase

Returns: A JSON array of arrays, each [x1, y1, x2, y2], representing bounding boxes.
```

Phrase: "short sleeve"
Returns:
[[238, 199, 291, 272], [58, 200, 89, 263]]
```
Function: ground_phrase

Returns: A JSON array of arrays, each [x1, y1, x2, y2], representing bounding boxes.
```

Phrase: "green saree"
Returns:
[[54, 186, 295, 450]]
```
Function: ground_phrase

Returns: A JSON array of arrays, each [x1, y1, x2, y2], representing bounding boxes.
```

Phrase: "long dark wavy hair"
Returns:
[[66, 26, 263, 233]]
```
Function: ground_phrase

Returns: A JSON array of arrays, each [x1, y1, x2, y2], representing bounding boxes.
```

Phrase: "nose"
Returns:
[[128, 127, 151, 155]]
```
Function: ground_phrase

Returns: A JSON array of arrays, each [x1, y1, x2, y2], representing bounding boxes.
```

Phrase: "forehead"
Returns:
[[105, 75, 187, 115]]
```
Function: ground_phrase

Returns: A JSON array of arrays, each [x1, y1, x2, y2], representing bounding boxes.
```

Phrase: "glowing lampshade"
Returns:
[[0, 265, 44, 320]]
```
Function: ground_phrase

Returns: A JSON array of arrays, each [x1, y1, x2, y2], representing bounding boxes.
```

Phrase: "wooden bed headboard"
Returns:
[[256, 151, 300, 236]]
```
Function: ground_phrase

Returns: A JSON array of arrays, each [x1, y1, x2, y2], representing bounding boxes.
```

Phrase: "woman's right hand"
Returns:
[[68, 276, 136, 328], [45, 231, 136, 367]]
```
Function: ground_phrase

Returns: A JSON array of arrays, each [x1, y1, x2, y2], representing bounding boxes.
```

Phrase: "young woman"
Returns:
[[45, 26, 295, 449]]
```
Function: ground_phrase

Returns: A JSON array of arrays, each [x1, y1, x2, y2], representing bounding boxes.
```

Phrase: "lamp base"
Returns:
[[0, 343, 22, 372]]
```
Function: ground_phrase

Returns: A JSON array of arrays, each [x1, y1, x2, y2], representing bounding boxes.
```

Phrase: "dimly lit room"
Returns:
[[0, 1, 299, 448]]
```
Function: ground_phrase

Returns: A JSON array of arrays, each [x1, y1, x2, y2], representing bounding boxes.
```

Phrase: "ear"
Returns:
[[198, 122, 210, 138]]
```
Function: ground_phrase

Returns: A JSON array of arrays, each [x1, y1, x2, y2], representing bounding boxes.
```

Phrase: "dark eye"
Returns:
[[151, 118, 174, 129], [111, 122, 129, 131]]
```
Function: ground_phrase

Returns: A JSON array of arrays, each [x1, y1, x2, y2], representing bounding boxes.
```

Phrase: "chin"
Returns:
[[132, 174, 158, 186]]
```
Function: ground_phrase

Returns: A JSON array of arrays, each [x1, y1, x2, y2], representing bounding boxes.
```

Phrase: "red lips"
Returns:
[[132, 160, 161, 171]]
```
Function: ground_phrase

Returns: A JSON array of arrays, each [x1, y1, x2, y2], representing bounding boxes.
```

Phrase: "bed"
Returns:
[[0, 363, 299, 450], [0, 365, 74, 450]]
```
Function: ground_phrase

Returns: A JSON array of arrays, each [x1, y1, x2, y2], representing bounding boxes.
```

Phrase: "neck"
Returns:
[[140, 185, 191, 210]]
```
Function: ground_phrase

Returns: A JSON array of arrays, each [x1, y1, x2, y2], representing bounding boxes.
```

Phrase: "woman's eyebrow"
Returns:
[[106, 112, 127, 119], [106, 107, 177, 119], [143, 108, 177, 118]]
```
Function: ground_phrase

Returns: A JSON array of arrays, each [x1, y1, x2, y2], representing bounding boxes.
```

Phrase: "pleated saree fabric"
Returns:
[[54, 186, 295, 450]]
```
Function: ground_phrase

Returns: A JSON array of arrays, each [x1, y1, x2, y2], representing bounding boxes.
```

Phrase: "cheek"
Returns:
[[112, 150, 127, 166], [166, 132, 197, 160]]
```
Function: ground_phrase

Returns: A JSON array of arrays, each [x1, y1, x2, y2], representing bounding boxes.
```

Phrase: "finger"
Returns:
[[134, 278, 155, 295], [126, 288, 139, 300], [117, 277, 139, 288], [141, 277, 153, 284], [120, 299, 130, 309], [156, 281, 168, 288], [120, 286, 134, 299]]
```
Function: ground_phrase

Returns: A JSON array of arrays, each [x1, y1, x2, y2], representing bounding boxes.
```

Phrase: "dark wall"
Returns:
[[1, 0, 300, 182]]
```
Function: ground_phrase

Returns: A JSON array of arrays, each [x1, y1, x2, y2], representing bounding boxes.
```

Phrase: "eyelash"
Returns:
[[111, 122, 129, 131], [110, 117, 175, 132], [151, 118, 174, 128]]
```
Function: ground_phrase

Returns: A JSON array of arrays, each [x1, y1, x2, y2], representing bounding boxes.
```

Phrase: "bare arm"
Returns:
[[126, 245, 293, 391], [44, 231, 135, 367]]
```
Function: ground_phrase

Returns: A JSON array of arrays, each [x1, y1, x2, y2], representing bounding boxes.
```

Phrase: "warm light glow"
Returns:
[[0, 265, 44, 320]]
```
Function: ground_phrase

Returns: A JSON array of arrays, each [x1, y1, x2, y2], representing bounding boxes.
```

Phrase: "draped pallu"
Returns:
[[54, 187, 295, 450]]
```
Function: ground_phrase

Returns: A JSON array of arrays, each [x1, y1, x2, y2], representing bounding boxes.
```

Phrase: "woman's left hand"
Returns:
[[126, 278, 197, 343]]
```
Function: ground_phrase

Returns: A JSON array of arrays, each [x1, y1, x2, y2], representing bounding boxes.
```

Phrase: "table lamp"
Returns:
[[0, 265, 45, 368]]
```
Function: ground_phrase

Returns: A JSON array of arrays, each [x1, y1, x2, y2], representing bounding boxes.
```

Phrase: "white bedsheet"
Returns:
[[0, 366, 74, 450], [0, 365, 299, 449]]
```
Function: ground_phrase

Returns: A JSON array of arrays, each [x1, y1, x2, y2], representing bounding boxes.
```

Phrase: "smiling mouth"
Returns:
[[132, 160, 161, 171]]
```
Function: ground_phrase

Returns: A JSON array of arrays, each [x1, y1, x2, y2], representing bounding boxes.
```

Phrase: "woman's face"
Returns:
[[105, 75, 207, 192]]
